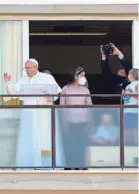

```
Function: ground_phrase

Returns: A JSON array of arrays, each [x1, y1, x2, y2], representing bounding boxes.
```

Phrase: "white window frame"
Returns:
[[132, 20, 139, 69], [22, 21, 29, 75]]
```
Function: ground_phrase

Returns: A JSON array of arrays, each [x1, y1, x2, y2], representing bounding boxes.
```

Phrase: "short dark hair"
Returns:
[[68, 66, 84, 85], [74, 67, 84, 77]]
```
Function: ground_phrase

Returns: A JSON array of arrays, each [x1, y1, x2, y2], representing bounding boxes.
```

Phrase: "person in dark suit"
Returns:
[[100, 43, 132, 104]]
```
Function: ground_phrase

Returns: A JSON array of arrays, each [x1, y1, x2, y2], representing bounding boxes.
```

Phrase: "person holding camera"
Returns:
[[100, 43, 132, 104]]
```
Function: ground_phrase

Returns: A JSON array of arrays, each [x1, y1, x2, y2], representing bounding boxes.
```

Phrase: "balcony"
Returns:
[[0, 94, 138, 193]]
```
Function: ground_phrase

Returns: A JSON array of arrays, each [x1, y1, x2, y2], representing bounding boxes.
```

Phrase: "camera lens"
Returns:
[[102, 44, 113, 55]]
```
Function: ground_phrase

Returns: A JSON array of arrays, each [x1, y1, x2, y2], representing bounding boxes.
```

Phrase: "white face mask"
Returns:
[[78, 77, 87, 85]]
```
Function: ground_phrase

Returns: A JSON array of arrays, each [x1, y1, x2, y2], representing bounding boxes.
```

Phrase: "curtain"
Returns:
[[0, 21, 23, 166], [0, 21, 22, 104]]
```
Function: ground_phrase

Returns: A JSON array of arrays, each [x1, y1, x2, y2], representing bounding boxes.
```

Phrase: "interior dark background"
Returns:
[[29, 20, 132, 104]]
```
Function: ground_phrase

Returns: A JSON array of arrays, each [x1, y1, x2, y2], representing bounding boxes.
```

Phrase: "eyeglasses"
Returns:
[[23, 67, 34, 70]]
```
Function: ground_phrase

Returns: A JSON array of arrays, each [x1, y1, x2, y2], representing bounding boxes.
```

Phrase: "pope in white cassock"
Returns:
[[4, 59, 63, 167]]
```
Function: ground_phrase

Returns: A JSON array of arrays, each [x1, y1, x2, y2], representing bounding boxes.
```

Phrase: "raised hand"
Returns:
[[110, 43, 121, 55], [3, 73, 11, 82]]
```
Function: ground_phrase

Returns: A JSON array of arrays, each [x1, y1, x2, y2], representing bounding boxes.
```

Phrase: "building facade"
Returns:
[[0, 2, 138, 168], [0, 2, 138, 194]]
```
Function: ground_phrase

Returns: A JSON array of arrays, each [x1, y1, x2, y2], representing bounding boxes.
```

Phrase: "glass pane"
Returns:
[[55, 108, 120, 167], [124, 108, 138, 167], [0, 108, 52, 167]]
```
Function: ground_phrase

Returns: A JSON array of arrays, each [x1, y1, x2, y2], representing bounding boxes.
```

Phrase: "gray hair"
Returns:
[[43, 69, 51, 75], [129, 68, 138, 80]]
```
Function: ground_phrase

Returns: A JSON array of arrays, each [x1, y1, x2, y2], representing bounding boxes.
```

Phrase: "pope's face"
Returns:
[[25, 61, 38, 77]]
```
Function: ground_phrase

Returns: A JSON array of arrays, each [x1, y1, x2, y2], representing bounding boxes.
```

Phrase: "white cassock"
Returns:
[[6, 71, 64, 167]]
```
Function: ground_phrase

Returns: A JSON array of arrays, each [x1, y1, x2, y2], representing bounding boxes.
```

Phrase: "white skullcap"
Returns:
[[27, 58, 39, 66]]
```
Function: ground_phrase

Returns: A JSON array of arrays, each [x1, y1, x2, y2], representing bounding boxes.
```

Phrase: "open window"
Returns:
[[29, 20, 132, 104]]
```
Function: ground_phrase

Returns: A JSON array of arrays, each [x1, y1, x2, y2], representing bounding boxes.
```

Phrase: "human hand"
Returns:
[[91, 136, 106, 145], [124, 90, 132, 95], [110, 43, 122, 55], [100, 45, 106, 56], [3, 73, 11, 82], [122, 89, 125, 94]]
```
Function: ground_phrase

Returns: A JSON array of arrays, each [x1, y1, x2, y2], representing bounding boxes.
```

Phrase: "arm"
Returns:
[[118, 52, 132, 75], [60, 86, 66, 105], [134, 83, 139, 100], [122, 89, 131, 101], [100, 45, 111, 75], [46, 74, 62, 101], [111, 43, 132, 74], [85, 88, 92, 105], [122, 89, 125, 95], [123, 90, 132, 95], [91, 136, 107, 145], [6, 82, 18, 95], [4, 73, 21, 97], [59, 86, 69, 134], [4, 81, 21, 103], [85, 89, 93, 128], [101, 56, 111, 75], [92, 126, 108, 144]]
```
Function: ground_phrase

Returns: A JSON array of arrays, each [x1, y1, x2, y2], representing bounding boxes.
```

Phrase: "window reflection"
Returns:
[[0, 106, 137, 168], [0, 108, 52, 167], [91, 112, 119, 146], [124, 109, 138, 146], [55, 108, 120, 167], [124, 108, 138, 167]]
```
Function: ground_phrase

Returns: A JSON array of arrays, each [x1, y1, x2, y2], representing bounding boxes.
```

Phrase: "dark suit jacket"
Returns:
[[101, 57, 132, 104]]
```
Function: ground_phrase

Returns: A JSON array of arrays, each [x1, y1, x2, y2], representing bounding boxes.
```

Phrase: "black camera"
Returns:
[[102, 43, 113, 55]]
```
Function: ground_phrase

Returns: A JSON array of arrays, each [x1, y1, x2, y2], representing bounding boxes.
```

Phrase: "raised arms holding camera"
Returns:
[[100, 43, 132, 95], [101, 43, 131, 76]]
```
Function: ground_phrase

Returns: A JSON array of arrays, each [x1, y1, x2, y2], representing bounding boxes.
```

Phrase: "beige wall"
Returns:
[[0, 171, 137, 191], [0, 190, 138, 194], [30, 45, 132, 74]]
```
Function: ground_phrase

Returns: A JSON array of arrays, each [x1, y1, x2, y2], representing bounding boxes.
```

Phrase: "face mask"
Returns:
[[78, 77, 87, 85]]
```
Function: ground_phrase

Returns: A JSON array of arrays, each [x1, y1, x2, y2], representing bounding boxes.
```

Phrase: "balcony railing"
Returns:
[[0, 94, 138, 169]]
